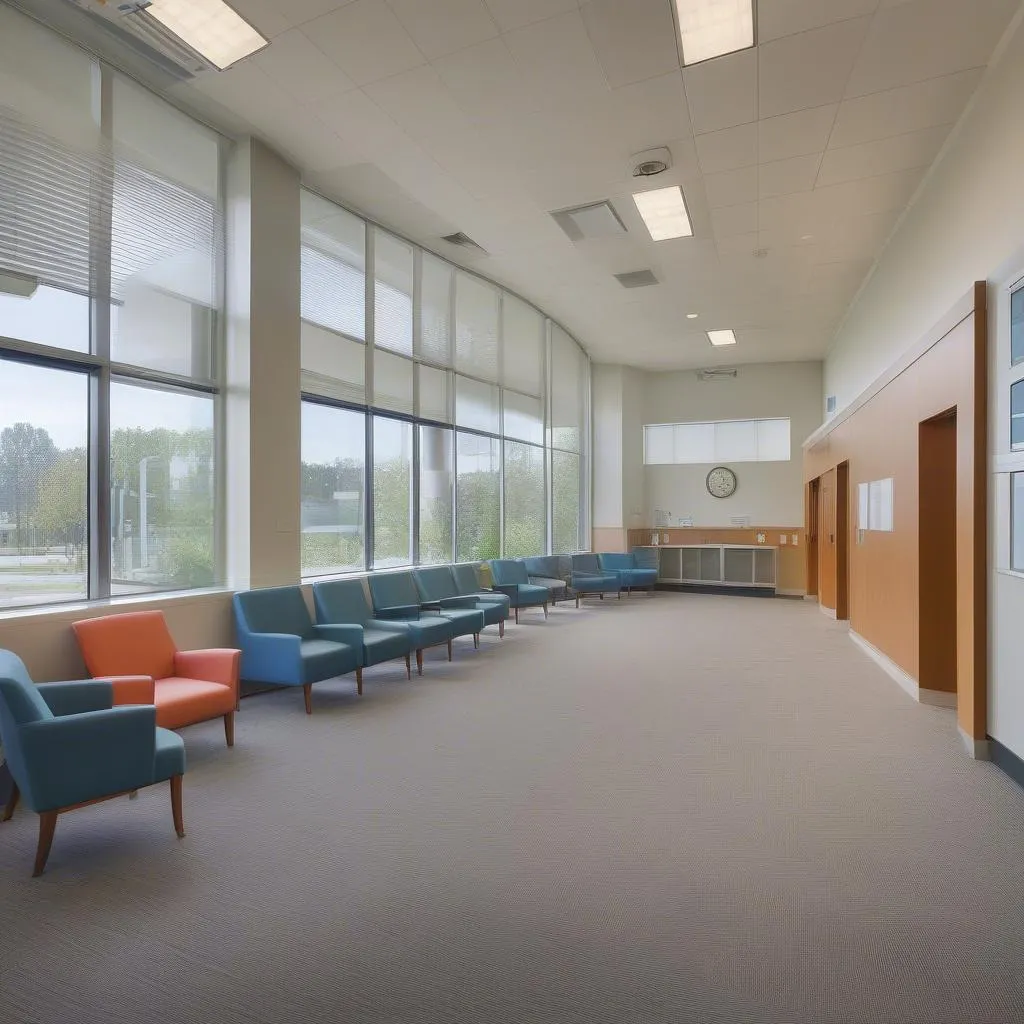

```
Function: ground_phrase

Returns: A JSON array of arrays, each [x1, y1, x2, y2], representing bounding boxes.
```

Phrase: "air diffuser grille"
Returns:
[[614, 270, 658, 288]]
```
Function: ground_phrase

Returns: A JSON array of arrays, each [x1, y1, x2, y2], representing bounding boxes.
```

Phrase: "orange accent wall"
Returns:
[[803, 284, 988, 740]]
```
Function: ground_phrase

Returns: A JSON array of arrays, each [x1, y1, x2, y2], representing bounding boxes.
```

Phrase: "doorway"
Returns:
[[836, 461, 850, 621], [806, 477, 819, 598], [919, 410, 958, 697], [817, 468, 837, 614]]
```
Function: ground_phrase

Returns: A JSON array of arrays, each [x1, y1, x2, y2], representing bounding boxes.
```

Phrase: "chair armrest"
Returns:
[[237, 631, 302, 681], [20, 706, 160, 811], [312, 623, 363, 647], [37, 680, 113, 717], [491, 583, 519, 597], [174, 649, 240, 690], [102, 675, 157, 706], [438, 595, 480, 609], [374, 604, 421, 620]]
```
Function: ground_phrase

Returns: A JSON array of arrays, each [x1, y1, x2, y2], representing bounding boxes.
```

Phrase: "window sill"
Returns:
[[0, 586, 233, 623]]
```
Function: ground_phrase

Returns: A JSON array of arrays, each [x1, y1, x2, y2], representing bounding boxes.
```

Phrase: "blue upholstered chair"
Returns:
[[450, 564, 512, 623], [367, 572, 457, 674], [570, 553, 621, 605], [312, 579, 416, 681], [487, 560, 550, 623], [414, 566, 502, 639], [232, 586, 364, 713], [0, 650, 186, 877], [522, 556, 568, 603], [597, 552, 659, 595]]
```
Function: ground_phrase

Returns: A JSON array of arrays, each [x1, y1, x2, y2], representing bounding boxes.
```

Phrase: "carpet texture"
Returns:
[[3, 594, 1024, 1023]]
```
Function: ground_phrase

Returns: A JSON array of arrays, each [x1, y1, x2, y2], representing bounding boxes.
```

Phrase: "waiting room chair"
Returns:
[[0, 650, 186, 877], [367, 573, 456, 674], [522, 556, 568, 604], [450, 564, 512, 623], [73, 611, 239, 747], [311, 579, 415, 680], [487, 560, 550, 623], [597, 552, 659, 595], [570, 554, 621, 605], [232, 586, 363, 713], [413, 566, 498, 640]]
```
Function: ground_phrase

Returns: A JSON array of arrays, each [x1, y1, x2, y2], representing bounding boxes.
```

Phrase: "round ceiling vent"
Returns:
[[630, 147, 672, 178]]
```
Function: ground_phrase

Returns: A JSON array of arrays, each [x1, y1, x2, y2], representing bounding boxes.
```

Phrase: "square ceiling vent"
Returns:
[[551, 200, 627, 242], [614, 270, 658, 288]]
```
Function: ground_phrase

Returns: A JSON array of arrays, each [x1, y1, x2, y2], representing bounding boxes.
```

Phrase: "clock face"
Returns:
[[706, 466, 737, 499]]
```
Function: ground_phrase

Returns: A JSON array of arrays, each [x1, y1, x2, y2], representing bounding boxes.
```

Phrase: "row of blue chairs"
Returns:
[[232, 554, 658, 713]]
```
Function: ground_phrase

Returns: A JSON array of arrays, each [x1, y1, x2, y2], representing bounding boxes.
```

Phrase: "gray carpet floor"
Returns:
[[3, 593, 1024, 1023]]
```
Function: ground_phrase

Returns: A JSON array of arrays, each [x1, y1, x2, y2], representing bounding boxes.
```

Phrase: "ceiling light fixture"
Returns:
[[144, 0, 269, 70], [707, 329, 737, 347], [687, 312, 699, 319], [633, 186, 692, 241], [675, 0, 755, 67]]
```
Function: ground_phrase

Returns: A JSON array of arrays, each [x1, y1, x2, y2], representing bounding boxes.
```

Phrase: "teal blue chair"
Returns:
[[367, 572, 457, 674], [522, 556, 568, 603], [311, 579, 415, 680], [232, 586, 364, 713], [414, 566, 502, 639], [597, 552, 659, 594], [450, 564, 512, 622], [0, 650, 186, 877], [570, 553, 621, 605], [487, 560, 549, 622]]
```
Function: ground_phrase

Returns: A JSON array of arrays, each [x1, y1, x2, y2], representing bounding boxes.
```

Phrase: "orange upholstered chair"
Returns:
[[72, 611, 239, 748]]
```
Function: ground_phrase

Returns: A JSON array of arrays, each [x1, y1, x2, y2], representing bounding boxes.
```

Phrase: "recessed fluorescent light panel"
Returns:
[[675, 0, 755, 66], [145, 0, 269, 70], [632, 186, 692, 241], [707, 329, 737, 346]]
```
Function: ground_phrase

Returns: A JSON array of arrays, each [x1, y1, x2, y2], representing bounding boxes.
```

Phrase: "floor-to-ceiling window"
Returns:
[[0, 7, 224, 610], [299, 188, 590, 577]]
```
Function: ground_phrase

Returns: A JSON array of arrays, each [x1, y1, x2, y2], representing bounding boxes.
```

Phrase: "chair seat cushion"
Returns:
[[474, 601, 505, 626], [433, 607, 485, 635], [397, 614, 455, 648], [362, 628, 412, 667], [153, 726, 186, 782], [299, 639, 360, 684], [528, 575, 567, 595], [574, 573, 620, 593], [622, 568, 658, 587], [513, 583, 550, 606], [153, 677, 236, 731]]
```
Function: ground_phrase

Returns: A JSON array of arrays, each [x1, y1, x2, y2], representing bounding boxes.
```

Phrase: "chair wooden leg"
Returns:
[[416, 649, 424, 675], [170, 775, 185, 838], [514, 607, 520, 624], [2, 782, 20, 822], [543, 603, 549, 619], [303, 683, 313, 715], [33, 811, 58, 877], [447, 639, 453, 661], [499, 620, 504, 638], [575, 594, 580, 608], [473, 633, 480, 649], [355, 667, 363, 696], [405, 652, 412, 680], [223, 711, 235, 747]]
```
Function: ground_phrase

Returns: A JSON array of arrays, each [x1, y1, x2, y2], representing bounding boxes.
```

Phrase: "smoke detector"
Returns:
[[630, 148, 672, 178]]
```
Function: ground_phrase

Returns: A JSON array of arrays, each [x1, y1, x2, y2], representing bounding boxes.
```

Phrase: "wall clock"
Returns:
[[706, 466, 737, 499]]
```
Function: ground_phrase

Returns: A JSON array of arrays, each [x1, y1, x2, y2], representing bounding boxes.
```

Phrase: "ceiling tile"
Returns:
[[703, 165, 758, 208], [303, 0, 425, 86], [830, 68, 982, 147], [683, 49, 757, 135], [231, 0, 357, 37], [758, 0, 880, 43], [606, 73, 695, 157], [363, 65, 468, 142], [695, 123, 757, 174], [386, 0, 499, 60], [580, 0, 680, 90], [758, 153, 822, 199], [845, 0, 1019, 97], [815, 208, 899, 261], [758, 104, 837, 163], [757, 190, 821, 235], [253, 28, 357, 99], [483, 0, 579, 32], [716, 232, 759, 257], [759, 17, 872, 118], [710, 202, 758, 238], [433, 37, 544, 122], [307, 87, 411, 156], [816, 123, 949, 186], [809, 165, 924, 218], [504, 11, 610, 105]]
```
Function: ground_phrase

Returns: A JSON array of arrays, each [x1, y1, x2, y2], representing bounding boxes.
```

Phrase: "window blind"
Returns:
[[418, 252, 452, 367], [455, 270, 499, 382], [501, 294, 544, 397], [373, 229, 413, 356]]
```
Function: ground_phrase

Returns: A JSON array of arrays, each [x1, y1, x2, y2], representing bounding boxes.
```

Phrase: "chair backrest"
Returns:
[[234, 586, 314, 639], [0, 651, 53, 802], [598, 552, 632, 572], [73, 611, 177, 681], [368, 571, 420, 612], [488, 559, 528, 585], [554, 554, 574, 581], [451, 563, 484, 595], [312, 579, 372, 626], [572, 553, 602, 574], [413, 566, 460, 603], [523, 555, 558, 578], [632, 547, 658, 569]]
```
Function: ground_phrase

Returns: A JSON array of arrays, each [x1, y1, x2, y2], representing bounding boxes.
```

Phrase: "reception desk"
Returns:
[[635, 544, 777, 590]]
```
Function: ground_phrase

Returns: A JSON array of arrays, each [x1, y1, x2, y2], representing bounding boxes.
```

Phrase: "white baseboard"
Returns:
[[849, 630, 919, 702], [919, 688, 957, 708], [959, 726, 991, 761], [819, 604, 837, 619], [777, 588, 806, 597]]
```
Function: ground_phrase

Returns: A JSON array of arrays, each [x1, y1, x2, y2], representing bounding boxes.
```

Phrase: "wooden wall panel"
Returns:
[[817, 469, 837, 611], [803, 284, 987, 740]]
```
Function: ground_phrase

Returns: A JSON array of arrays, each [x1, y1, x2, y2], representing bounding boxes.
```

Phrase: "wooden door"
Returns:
[[818, 468, 837, 611]]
